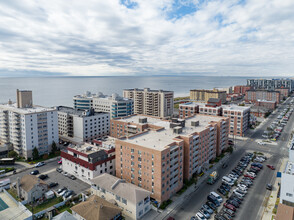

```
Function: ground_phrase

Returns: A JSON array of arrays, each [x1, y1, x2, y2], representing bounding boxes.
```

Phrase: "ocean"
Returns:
[[0, 76, 248, 107]]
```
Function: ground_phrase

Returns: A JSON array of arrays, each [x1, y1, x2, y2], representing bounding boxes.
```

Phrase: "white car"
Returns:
[[35, 162, 45, 168], [246, 172, 256, 177], [196, 212, 207, 220], [237, 184, 248, 191], [256, 157, 265, 162], [257, 141, 266, 145], [228, 174, 237, 181], [233, 190, 245, 198], [237, 187, 247, 194]]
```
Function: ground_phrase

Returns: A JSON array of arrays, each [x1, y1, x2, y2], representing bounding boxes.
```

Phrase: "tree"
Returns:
[[32, 147, 39, 160], [51, 141, 57, 154], [7, 150, 18, 158]]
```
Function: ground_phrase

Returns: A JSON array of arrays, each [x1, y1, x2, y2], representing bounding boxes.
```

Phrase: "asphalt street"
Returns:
[[166, 97, 294, 220]]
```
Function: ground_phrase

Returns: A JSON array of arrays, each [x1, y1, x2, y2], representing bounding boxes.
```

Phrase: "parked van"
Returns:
[[210, 192, 223, 203], [222, 176, 234, 186]]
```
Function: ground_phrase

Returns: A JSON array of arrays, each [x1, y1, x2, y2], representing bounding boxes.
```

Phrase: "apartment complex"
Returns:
[[247, 78, 294, 92], [61, 141, 115, 181], [275, 88, 289, 99], [57, 106, 109, 143], [245, 90, 281, 104], [190, 89, 227, 104], [93, 93, 134, 118], [0, 90, 58, 159], [179, 102, 222, 119], [233, 85, 252, 95], [222, 105, 250, 136], [73, 91, 97, 110], [123, 88, 174, 118], [91, 173, 151, 219], [280, 138, 294, 207], [114, 115, 228, 202]]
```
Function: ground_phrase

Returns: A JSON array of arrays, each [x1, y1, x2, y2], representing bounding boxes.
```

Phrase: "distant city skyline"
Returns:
[[0, 0, 294, 77]]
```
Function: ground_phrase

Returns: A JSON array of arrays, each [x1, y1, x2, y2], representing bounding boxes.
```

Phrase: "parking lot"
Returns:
[[43, 170, 90, 196]]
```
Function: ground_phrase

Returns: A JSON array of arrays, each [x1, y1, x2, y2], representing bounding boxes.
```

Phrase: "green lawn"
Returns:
[[57, 205, 73, 214], [0, 167, 15, 173], [7, 188, 21, 201], [26, 197, 63, 213]]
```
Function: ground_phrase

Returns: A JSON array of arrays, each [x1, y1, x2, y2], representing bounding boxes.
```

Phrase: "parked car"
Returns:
[[58, 159, 62, 164], [35, 162, 45, 168], [63, 172, 68, 177], [199, 208, 210, 219], [206, 201, 216, 210], [38, 174, 48, 180], [30, 170, 39, 175], [266, 184, 273, 190], [202, 204, 213, 214], [217, 188, 227, 196], [223, 208, 235, 217], [244, 174, 254, 179], [64, 190, 74, 198], [226, 199, 239, 208], [223, 203, 236, 211], [59, 189, 68, 196], [57, 187, 67, 194], [267, 165, 275, 170], [69, 175, 76, 180], [195, 212, 206, 220], [49, 182, 58, 188]]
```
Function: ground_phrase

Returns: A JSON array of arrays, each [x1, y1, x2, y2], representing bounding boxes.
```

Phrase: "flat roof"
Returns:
[[0, 103, 55, 114], [222, 104, 250, 111], [120, 115, 226, 150], [0, 191, 31, 220], [68, 143, 113, 155], [56, 106, 107, 117], [123, 88, 173, 93], [180, 102, 221, 109]]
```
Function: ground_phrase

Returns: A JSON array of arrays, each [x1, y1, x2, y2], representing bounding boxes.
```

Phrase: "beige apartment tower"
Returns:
[[190, 89, 227, 104], [123, 88, 174, 118], [16, 89, 33, 108]]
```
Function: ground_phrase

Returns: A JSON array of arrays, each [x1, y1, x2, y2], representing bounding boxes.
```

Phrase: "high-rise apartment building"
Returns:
[[0, 90, 58, 159], [245, 90, 281, 104], [56, 106, 109, 143], [190, 89, 227, 104], [233, 85, 252, 95], [222, 105, 250, 137], [93, 93, 134, 118], [114, 115, 228, 202], [123, 88, 174, 118], [247, 78, 294, 92]]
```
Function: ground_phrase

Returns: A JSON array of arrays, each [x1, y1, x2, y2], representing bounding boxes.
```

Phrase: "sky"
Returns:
[[0, 0, 294, 77]]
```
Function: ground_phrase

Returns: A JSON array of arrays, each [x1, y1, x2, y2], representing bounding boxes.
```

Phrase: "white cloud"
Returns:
[[0, 0, 293, 76]]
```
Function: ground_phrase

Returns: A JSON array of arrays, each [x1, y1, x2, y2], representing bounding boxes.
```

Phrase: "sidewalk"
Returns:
[[148, 154, 230, 220], [261, 157, 287, 220]]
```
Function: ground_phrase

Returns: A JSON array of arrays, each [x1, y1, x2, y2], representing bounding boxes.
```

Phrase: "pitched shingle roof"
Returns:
[[71, 195, 121, 220], [91, 173, 151, 204], [20, 175, 47, 192]]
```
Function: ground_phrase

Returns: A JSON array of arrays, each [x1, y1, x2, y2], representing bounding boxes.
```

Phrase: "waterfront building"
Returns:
[[0, 90, 58, 159], [123, 88, 174, 118], [73, 91, 97, 110], [247, 78, 294, 92], [57, 106, 109, 143], [190, 89, 227, 104], [93, 93, 134, 119]]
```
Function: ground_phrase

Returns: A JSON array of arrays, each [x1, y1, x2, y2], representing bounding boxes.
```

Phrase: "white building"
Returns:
[[0, 90, 58, 159], [61, 140, 116, 181], [57, 106, 110, 143], [280, 139, 294, 207], [93, 93, 134, 119], [73, 91, 97, 110], [123, 88, 174, 118], [91, 173, 151, 220]]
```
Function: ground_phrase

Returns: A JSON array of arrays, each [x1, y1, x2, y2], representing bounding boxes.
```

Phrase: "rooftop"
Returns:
[[71, 195, 122, 220], [91, 173, 150, 204], [275, 203, 294, 220], [68, 142, 113, 155], [20, 175, 47, 192], [222, 104, 250, 111], [120, 115, 226, 150], [124, 88, 173, 93], [0, 103, 55, 114], [93, 93, 132, 102], [56, 106, 107, 117], [53, 211, 77, 220], [180, 102, 221, 109]]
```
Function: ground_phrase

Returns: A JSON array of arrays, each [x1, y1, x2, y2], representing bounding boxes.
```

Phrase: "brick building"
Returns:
[[255, 100, 276, 110], [233, 85, 252, 95], [245, 90, 281, 104], [114, 115, 228, 202]]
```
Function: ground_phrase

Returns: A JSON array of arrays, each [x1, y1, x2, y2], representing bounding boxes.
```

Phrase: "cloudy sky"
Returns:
[[0, 0, 293, 77]]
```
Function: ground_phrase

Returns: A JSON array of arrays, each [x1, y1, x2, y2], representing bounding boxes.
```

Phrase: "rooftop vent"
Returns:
[[191, 121, 199, 127], [139, 118, 147, 123], [173, 126, 182, 134], [86, 146, 92, 151]]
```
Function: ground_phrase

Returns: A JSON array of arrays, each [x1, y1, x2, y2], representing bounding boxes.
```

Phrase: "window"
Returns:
[[138, 201, 143, 206], [286, 193, 293, 197], [116, 195, 121, 201]]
